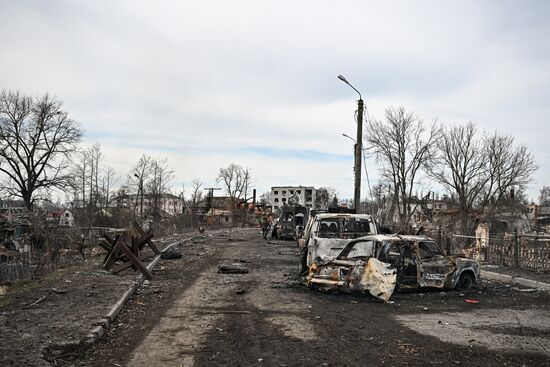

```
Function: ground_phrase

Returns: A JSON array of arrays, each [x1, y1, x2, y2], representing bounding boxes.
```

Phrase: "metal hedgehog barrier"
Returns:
[[99, 222, 160, 280]]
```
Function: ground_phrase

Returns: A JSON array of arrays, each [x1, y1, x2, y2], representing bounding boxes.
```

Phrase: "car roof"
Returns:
[[350, 234, 435, 242], [313, 213, 374, 220]]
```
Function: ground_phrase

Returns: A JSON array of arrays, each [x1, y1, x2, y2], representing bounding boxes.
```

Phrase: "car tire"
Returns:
[[458, 272, 475, 290]]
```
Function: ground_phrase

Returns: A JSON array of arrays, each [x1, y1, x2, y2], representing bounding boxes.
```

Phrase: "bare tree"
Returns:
[[68, 143, 120, 227], [126, 155, 175, 227], [71, 149, 89, 208], [216, 163, 254, 226], [367, 107, 439, 226], [147, 157, 174, 219], [430, 123, 537, 233], [240, 167, 254, 226], [190, 179, 203, 207], [0, 90, 82, 210], [314, 187, 339, 209], [128, 155, 153, 218], [189, 179, 203, 228], [539, 186, 550, 206], [87, 143, 102, 208], [480, 132, 537, 218], [216, 163, 248, 203], [428, 123, 486, 233], [101, 166, 118, 211], [258, 191, 272, 206], [365, 182, 392, 222]]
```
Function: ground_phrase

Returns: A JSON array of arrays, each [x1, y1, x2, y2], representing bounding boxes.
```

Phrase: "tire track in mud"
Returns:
[[127, 236, 318, 366], [125, 235, 276, 367], [126, 263, 240, 367]]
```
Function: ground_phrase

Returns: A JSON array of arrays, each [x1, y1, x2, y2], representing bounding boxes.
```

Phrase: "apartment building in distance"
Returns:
[[270, 186, 317, 211]]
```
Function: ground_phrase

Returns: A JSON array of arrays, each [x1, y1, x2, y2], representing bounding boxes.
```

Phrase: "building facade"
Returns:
[[270, 186, 317, 211], [111, 193, 185, 216]]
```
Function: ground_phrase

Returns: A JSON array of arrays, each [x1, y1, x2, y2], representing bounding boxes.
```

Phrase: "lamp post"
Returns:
[[338, 75, 363, 213]]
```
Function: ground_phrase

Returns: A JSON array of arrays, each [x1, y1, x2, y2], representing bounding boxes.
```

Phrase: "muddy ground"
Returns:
[[60, 229, 550, 366], [0, 231, 199, 367], [2, 228, 550, 366], [483, 263, 550, 284]]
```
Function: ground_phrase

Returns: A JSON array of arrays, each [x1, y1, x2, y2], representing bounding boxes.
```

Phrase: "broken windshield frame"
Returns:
[[418, 241, 444, 259], [314, 218, 373, 239], [336, 239, 377, 260]]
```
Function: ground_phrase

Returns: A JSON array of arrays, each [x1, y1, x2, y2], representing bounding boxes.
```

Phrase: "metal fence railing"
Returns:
[[487, 233, 550, 271], [386, 224, 550, 272]]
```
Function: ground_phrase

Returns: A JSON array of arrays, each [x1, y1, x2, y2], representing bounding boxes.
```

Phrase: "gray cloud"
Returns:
[[0, 0, 548, 199]]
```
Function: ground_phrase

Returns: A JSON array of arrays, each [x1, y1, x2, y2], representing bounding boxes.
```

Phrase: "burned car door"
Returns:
[[378, 241, 419, 288], [416, 241, 455, 288], [307, 239, 397, 301]]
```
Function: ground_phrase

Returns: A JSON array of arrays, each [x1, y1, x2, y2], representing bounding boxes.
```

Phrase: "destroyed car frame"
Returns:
[[298, 212, 378, 272], [275, 205, 309, 240], [306, 235, 480, 301]]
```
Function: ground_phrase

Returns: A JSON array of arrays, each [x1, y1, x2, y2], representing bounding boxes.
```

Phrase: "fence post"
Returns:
[[437, 224, 441, 247], [446, 236, 451, 255], [514, 229, 519, 268]]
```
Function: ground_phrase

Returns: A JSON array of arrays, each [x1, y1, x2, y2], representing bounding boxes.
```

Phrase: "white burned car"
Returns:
[[298, 213, 378, 271], [306, 234, 480, 301]]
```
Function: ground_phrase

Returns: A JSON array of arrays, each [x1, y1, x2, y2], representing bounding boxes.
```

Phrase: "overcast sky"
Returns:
[[1, 0, 549, 201]]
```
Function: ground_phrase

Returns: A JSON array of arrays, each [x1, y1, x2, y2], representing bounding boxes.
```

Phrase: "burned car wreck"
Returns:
[[306, 235, 480, 301]]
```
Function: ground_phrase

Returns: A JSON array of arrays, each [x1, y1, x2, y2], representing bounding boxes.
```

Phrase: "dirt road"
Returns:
[[62, 228, 550, 366]]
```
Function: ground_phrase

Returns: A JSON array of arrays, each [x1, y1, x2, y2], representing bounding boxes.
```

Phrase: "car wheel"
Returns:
[[458, 272, 475, 290]]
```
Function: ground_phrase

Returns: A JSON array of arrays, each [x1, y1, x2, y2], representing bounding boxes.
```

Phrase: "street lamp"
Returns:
[[342, 133, 355, 142], [338, 74, 363, 213]]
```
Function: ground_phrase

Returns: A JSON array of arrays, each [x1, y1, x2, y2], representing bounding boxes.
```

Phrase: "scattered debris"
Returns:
[[465, 299, 479, 304], [218, 263, 250, 274], [0, 285, 11, 295], [51, 288, 67, 294], [513, 287, 538, 293], [204, 310, 251, 315], [26, 295, 46, 308], [161, 247, 182, 260]]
